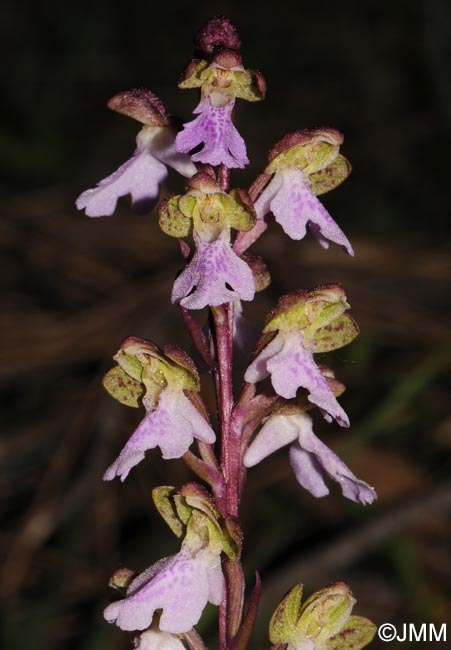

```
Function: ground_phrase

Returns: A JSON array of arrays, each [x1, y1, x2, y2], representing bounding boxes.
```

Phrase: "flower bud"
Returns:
[[270, 583, 376, 650], [107, 88, 171, 126], [194, 16, 241, 56]]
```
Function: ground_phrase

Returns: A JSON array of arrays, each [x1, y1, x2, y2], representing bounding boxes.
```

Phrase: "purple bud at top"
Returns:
[[194, 16, 241, 56]]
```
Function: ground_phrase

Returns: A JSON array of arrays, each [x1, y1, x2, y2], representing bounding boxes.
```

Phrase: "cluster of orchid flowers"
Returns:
[[78, 16, 377, 650]]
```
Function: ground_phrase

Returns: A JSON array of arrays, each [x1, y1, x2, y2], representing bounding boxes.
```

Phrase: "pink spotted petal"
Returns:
[[289, 414, 377, 504], [104, 548, 224, 634], [261, 168, 353, 255], [171, 231, 255, 310], [76, 148, 167, 217], [245, 331, 349, 427], [176, 97, 249, 169], [103, 388, 215, 481]]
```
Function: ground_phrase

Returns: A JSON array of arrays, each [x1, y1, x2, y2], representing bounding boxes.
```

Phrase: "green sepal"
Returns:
[[264, 286, 350, 336], [220, 516, 243, 561], [163, 345, 200, 391], [269, 583, 304, 643], [158, 195, 192, 238], [326, 616, 377, 650], [234, 69, 266, 102], [227, 189, 256, 232], [173, 494, 193, 526], [102, 365, 144, 408], [180, 484, 242, 559], [267, 141, 339, 176], [310, 154, 352, 196], [181, 483, 222, 530], [295, 583, 355, 644], [179, 59, 209, 88], [313, 314, 359, 353], [152, 486, 187, 538], [114, 349, 145, 381]]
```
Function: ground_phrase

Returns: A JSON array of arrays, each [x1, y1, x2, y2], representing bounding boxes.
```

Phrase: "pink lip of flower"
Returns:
[[104, 546, 224, 634], [244, 330, 349, 427], [244, 412, 376, 505], [76, 126, 196, 218], [254, 167, 354, 255], [103, 386, 216, 482], [171, 230, 255, 310], [175, 95, 249, 169]]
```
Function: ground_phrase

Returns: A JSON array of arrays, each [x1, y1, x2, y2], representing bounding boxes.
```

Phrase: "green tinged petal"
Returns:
[[152, 486, 187, 538], [267, 141, 339, 176], [313, 314, 359, 353], [179, 60, 209, 88], [296, 584, 355, 644], [227, 189, 256, 231], [158, 195, 192, 238], [310, 154, 352, 196], [264, 286, 353, 344], [326, 616, 377, 650], [233, 70, 265, 102], [269, 583, 304, 644], [270, 583, 376, 650], [102, 366, 143, 408]]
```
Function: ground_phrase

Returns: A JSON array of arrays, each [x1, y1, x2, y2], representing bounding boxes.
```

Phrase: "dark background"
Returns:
[[1, 1, 450, 649]]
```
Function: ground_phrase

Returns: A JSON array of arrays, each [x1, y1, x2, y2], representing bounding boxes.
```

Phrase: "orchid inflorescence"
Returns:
[[77, 16, 377, 650]]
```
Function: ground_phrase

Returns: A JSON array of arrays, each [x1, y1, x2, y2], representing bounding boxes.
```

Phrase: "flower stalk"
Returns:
[[77, 15, 377, 650]]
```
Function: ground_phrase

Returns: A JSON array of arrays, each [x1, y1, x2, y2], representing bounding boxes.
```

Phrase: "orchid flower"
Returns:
[[102, 337, 215, 481], [103, 385, 215, 481], [245, 286, 359, 426], [252, 129, 353, 253], [270, 582, 376, 650], [104, 545, 224, 634], [105, 490, 229, 635], [255, 167, 353, 254], [76, 89, 195, 217], [244, 412, 376, 504], [176, 50, 265, 168], [159, 172, 257, 309]]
